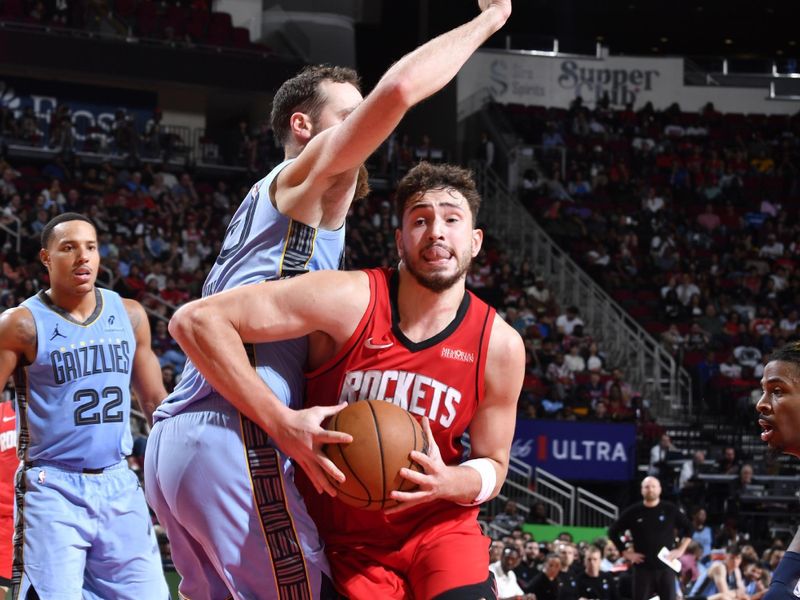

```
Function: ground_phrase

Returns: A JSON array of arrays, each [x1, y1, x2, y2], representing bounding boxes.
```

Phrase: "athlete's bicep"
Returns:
[[0, 308, 35, 386], [467, 317, 525, 477]]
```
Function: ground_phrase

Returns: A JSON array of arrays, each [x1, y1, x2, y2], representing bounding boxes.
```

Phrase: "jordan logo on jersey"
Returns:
[[50, 325, 66, 341], [339, 369, 462, 428]]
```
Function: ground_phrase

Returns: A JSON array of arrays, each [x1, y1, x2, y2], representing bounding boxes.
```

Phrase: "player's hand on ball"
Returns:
[[274, 404, 353, 497], [385, 417, 451, 513]]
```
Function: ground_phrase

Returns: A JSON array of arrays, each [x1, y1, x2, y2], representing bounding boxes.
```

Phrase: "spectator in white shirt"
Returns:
[[759, 233, 784, 260], [676, 273, 701, 306], [779, 310, 800, 334], [490, 547, 534, 600], [556, 306, 584, 336], [564, 344, 586, 374]]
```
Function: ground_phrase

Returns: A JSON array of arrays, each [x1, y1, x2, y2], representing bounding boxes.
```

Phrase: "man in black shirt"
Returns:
[[607, 476, 692, 600], [515, 539, 543, 592], [573, 546, 619, 600], [530, 554, 567, 600]]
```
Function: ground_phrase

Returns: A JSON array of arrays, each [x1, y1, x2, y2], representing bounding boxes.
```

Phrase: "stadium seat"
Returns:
[[207, 12, 233, 46]]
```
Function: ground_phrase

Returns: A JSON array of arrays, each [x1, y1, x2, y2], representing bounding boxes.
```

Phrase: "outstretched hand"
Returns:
[[270, 403, 353, 497], [478, 0, 512, 21], [385, 417, 454, 514]]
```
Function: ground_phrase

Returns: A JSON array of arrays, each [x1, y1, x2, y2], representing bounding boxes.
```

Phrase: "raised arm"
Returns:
[[123, 299, 167, 426], [168, 270, 370, 493], [276, 0, 512, 224]]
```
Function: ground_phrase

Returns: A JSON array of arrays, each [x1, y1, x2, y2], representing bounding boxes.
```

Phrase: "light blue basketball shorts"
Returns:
[[144, 394, 331, 600], [12, 459, 170, 599]]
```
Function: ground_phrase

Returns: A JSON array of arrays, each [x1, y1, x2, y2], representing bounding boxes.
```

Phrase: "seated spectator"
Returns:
[[678, 541, 704, 592], [717, 446, 742, 475], [759, 233, 784, 260], [690, 507, 713, 558], [493, 500, 526, 532], [679, 450, 707, 506], [719, 353, 743, 379], [696, 203, 722, 232], [542, 123, 565, 148], [591, 400, 610, 421], [525, 276, 556, 314], [490, 547, 534, 600], [779, 309, 800, 334], [606, 385, 634, 421], [642, 187, 665, 213], [689, 544, 746, 599], [685, 323, 711, 351], [661, 323, 686, 357], [556, 306, 584, 336], [733, 335, 762, 373], [676, 273, 701, 306], [574, 546, 618, 600], [529, 554, 566, 600], [563, 344, 586, 374], [515, 540, 543, 592], [600, 540, 623, 572], [661, 288, 684, 321], [546, 353, 576, 401], [649, 433, 678, 476]]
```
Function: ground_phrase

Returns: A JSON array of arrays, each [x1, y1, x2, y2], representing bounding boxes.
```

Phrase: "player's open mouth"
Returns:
[[758, 419, 774, 442]]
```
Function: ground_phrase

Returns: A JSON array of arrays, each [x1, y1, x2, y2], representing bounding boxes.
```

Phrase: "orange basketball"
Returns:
[[324, 400, 429, 511]]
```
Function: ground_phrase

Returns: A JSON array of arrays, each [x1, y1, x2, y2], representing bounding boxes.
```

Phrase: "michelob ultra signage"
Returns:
[[511, 420, 636, 481]]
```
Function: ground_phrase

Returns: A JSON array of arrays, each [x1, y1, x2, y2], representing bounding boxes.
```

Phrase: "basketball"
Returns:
[[324, 400, 429, 511]]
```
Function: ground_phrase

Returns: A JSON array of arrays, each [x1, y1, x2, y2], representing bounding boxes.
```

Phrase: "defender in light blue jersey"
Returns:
[[0, 213, 169, 599], [146, 4, 515, 596], [755, 342, 800, 600]]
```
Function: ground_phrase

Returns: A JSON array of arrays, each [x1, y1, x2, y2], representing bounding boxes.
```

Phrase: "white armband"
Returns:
[[457, 458, 497, 506]]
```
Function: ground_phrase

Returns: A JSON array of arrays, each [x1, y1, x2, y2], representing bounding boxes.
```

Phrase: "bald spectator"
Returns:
[[607, 477, 692, 600]]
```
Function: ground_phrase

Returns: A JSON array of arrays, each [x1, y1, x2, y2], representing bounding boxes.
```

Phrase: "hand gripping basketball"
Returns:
[[322, 400, 429, 511]]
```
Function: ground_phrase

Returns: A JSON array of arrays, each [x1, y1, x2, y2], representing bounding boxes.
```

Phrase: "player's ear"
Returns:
[[471, 228, 483, 258], [394, 228, 404, 261], [39, 248, 50, 270], [289, 112, 313, 144]]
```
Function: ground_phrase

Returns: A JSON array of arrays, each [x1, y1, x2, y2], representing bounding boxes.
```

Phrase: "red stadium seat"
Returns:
[[207, 12, 233, 46], [231, 27, 250, 48]]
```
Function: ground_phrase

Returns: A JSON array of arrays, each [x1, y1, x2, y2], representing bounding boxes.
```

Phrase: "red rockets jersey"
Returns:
[[0, 400, 16, 519], [298, 267, 495, 547]]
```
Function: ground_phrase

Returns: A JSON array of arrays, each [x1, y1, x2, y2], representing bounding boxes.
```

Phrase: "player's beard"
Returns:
[[403, 243, 472, 293]]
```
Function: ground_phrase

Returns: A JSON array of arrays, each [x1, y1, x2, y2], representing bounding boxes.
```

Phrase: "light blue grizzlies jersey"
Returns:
[[16, 288, 135, 470], [155, 159, 346, 420]]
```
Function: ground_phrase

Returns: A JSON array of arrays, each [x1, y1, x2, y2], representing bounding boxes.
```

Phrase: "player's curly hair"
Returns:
[[270, 65, 361, 147], [769, 341, 800, 369], [394, 162, 482, 225]]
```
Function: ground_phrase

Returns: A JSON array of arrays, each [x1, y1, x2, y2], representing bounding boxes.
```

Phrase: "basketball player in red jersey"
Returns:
[[170, 161, 525, 598], [0, 396, 16, 592]]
